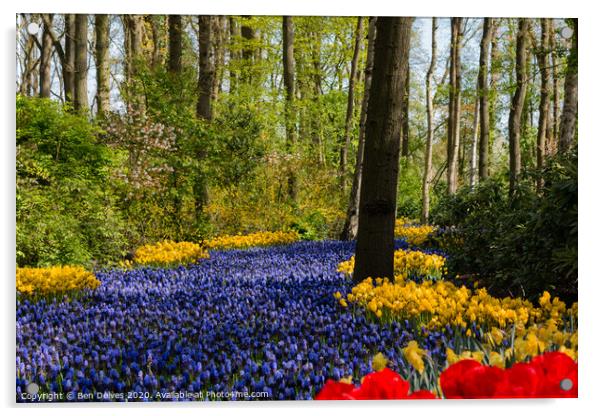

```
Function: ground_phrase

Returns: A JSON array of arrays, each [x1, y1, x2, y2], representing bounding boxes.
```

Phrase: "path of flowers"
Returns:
[[18, 240, 447, 401]]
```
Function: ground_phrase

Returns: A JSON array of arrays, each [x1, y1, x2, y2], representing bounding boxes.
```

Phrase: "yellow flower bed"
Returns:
[[337, 248, 446, 281], [395, 224, 436, 245], [133, 240, 209, 267], [346, 277, 577, 358], [205, 231, 299, 251], [16, 265, 100, 296]]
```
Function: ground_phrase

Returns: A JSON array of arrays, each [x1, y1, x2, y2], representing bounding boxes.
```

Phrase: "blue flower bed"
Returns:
[[16, 240, 449, 401]]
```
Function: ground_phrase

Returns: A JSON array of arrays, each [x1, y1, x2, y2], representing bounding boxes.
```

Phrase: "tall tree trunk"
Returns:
[[95, 14, 110, 116], [340, 17, 364, 189], [447, 17, 463, 195], [400, 56, 410, 157], [469, 100, 479, 188], [146, 15, 162, 68], [241, 16, 256, 84], [310, 30, 325, 165], [212, 16, 227, 101], [535, 18, 552, 190], [63, 14, 76, 104], [282, 16, 297, 201], [228, 17, 241, 92], [508, 19, 530, 195], [197, 16, 214, 120], [559, 18, 578, 153], [353, 17, 412, 283], [123, 15, 144, 112], [551, 20, 560, 155], [478, 17, 493, 180], [341, 17, 376, 241], [74, 14, 88, 112], [488, 20, 500, 165], [421, 18, 437, 224], [39, 14, 54, 98], [168, 15, 182, 74]]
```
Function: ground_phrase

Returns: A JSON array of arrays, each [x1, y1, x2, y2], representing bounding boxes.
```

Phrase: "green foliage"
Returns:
[[430, 147, 578, 303], [16, 96, 127, 267]]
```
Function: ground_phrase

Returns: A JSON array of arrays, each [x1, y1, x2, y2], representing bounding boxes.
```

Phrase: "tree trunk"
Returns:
[[341, 17, 376, 241], [421, 18, 437, 224], [535, 18, 552, 190], [241, 16, 256, 84], [401, 56, 410, 157], [197, 15, 214, 121], [559, 18, 578, 153], [353, 17, 412, 283], [39, 14, 54, 98], [282, 16, 297, 201], [551, 20, 560, 155], [508, 19, 530, 195], [212, 16, 227, 101], [146, 15, 162, 68], [478, 17, 493, 180], [470, 100, 479, 188], [340, 17, 364, 189], [447, 17, 463, 195], [62, 14, 76, 104], [74, 14, 88, 112], [168, 15, 182, 74], [488, 20, 500, 165], [95, 14, 110, 116]]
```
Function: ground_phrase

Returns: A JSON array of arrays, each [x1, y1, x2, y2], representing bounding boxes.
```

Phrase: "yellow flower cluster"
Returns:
[[346, 277, 577, 356], [403, 341, 427, 374], [133, 240, 209, 267], [205, 231, 299, 251], [395, 224, 436, 246], [16, 266, 100, 296], [337, 249, 446, 281]]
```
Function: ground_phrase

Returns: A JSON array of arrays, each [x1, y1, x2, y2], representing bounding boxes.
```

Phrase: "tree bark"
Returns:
[[535, 18, 552, 190], [282, 16, 297, 201], [478, 17, 493, 180], [63, 14, 76, 104], [74, 14, 88, 112], [421, 18, 437, 224], [559, 18, 578, 153], [508, 19, 530, 195], [401, 55, 410, 157], [340, 17, 364, 189], [341, 17, 376, 241], [168, 15, 182, 74], [353, 17, 412, 283], [470, 100, 479, 189], [95, 14, 110, 116], [488, 20, 500, 165], [39, 14, 54, 98], [197, 15, 214, 120], [551, 20, 560, 155], [447, 17, 463, 195]]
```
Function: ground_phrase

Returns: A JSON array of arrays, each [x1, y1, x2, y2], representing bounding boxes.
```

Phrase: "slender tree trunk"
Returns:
[[63, 14, 76, 104], [559, 18, 578, 153], [212, 16, 227, 101], [551, 20, 560, 155], [74, 14, 88, 112], [241, 16, 256, 84], [197, 16, 214, 120], [310, 30, 325, 165], [146, 15, 162, 68], [282, 16, 297, 201], [340, 17, 364, 189], [421, 18, 437, 224], [341, 17, 376, 241], [95, 14, 110, 116], [478, 17, 493, 180], [228, 17, 240, 92], [401, 55, 410, 157], [168, 15, 182, 74], [447, 17, 463, 195], [488, 20, 500, 165], [19, 32, 37, 96], [470, 100, 479, 188], [39, 14, 54, 98], [353, 17, 412, 283], [508, 19, 530, 195], [123, 15, 144, 112], [535, 18, 552, 190]]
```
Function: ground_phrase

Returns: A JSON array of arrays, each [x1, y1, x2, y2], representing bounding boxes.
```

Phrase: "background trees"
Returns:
[[16, 15, 578, 272]]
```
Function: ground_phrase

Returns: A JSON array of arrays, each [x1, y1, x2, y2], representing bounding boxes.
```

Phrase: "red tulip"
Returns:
[[495, 362, 541, 398], [529, 352, 578, 398], [353, 368, 410, 400], [315, 379, 356, 400], [440, 359, 483, 398], [407, 390, 438, 399]]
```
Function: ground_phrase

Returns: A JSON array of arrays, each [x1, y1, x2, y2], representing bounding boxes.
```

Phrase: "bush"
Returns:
[[16, 96, 127, 267], [430, 148, 577, 303]]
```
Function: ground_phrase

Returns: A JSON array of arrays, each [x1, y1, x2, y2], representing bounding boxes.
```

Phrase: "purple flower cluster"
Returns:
[[16, 240, 448, 401]]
